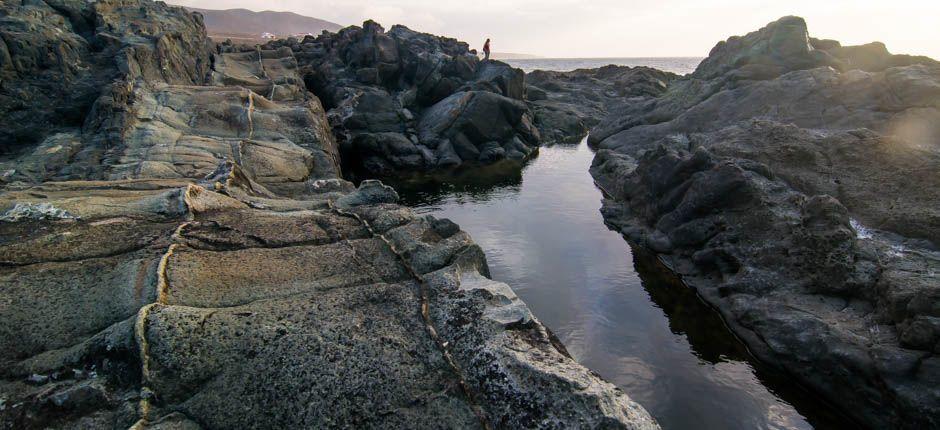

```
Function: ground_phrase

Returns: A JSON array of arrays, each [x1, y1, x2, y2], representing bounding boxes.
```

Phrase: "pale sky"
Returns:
[[172, 0, 940, 59]]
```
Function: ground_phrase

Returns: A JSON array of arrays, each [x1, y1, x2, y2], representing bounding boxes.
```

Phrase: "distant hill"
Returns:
[[186, 7, 343, 39]]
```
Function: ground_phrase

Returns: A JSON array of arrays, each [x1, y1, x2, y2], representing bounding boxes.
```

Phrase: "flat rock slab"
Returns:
[[144, 283, 482, 428], [0, 180, 658, 429], [164, 238, 410, 308]]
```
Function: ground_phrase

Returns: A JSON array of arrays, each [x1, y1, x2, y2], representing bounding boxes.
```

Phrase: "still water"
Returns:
[[392, 139, 851, 429]]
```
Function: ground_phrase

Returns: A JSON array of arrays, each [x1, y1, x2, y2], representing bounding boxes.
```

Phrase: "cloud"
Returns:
[[172, 0, 940, 59]]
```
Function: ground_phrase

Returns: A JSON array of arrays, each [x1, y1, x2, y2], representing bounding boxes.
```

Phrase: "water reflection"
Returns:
[[395, 139, 850, 429]]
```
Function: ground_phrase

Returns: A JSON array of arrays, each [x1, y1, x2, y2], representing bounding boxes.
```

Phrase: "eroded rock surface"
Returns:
[[0, 0, 211, 157], [255, 21, 541, 178], [1, 30, 339, 190], [588, 15, 940, 429], [0, 1, 657, 428]]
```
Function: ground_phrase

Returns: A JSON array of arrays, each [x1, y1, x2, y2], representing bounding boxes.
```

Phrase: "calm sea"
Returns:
[[503, 57, 703, 75]]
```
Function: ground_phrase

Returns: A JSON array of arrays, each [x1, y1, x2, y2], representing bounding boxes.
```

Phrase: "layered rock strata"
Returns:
[[0, 1, 657, 428]]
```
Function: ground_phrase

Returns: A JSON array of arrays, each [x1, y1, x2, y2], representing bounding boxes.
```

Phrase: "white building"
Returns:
[[260, 32, 276, 40]]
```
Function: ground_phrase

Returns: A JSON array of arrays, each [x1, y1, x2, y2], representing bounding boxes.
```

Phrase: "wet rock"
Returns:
[[45, 381, 109, 412], [899, 316, 940, 351]]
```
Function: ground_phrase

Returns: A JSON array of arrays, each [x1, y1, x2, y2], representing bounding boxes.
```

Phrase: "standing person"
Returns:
[[483, 38, 491, 61]]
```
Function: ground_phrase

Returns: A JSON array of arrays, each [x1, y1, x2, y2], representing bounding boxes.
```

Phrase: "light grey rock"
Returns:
[[0, 202, 77, 222]]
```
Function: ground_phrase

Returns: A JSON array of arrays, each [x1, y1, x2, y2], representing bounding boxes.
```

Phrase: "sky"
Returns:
[[172, 0, 940, 59]]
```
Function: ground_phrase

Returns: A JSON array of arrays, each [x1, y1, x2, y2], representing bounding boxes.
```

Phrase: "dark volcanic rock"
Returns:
[[690, 15, 838, 81], [526, 66, 678, 144], [692, 16, 937, 82], [259, 21, 541, 178], [589, 16, 939, 149], [589, 15, 940, 429]]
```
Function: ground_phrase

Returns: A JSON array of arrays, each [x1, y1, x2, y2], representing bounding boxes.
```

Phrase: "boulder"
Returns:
[[418, 91, 538, 166], [261, 21, 541, 178], [691, 16, 836, 81]]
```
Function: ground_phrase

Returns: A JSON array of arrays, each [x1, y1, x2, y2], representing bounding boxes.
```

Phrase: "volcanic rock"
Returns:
[[587, 15, 940, 428], [526, 66, 678, 144], [259, 21, 541, 178]]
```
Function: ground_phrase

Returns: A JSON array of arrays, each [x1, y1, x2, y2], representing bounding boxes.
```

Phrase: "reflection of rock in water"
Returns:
[[630, 243, 749, 365], [381, 156, 531, 206], [629, 244, 858, 429]]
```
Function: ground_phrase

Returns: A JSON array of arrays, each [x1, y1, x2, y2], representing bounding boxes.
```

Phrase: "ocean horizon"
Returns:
[[502, 57, 703, 75]]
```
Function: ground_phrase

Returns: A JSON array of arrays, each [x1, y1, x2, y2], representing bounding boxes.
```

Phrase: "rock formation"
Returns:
[[525, 66, 678, 144], [254, 21, 541, 178], [589, 16, 940, 428], [0, 0, 212, 156], [0, 1, 658, 429]]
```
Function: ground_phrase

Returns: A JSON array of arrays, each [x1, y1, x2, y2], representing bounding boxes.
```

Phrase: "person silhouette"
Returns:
[[483, 38, 491, 61]]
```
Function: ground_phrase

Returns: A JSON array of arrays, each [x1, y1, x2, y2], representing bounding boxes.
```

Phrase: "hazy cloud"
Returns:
[[172, 0, 940, 59]]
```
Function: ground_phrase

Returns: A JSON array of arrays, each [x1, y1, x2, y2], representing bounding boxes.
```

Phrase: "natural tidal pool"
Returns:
[[390, 138, 852, 429]]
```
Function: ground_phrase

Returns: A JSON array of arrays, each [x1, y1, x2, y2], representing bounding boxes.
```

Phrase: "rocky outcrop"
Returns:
[[588, 15, 940, 429], [0, 0, 212, 156], [526, 66, 678, 144], [589, 16, 940, 149], [0, 1, 658, 428], [1, 23, 339, 189], [256, 21, 541, 178], [0, 174, 659, 429]]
